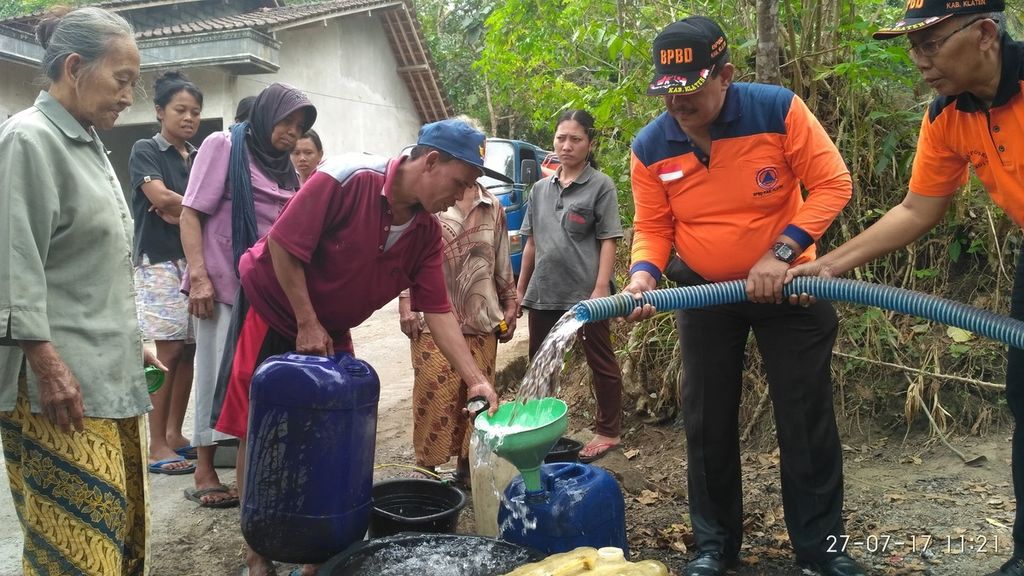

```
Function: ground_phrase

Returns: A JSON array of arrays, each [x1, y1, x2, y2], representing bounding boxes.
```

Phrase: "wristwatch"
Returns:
[[772, 241, 797, 264]]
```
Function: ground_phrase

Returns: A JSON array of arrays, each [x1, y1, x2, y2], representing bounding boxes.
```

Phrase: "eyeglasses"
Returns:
[[908, 17, 991, 58]]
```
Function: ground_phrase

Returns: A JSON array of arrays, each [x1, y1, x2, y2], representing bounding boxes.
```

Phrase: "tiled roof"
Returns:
[[0, 0, 452, 122], [137, 0, 390, 38], [0, 0, 224, 23], [0, 0, 385, 41]]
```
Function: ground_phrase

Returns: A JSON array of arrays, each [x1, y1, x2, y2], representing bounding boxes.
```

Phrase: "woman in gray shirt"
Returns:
[[0, 7, 158, 575], [516, 109, 625, 463]]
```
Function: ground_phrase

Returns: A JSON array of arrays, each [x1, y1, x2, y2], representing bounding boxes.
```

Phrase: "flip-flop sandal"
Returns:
[[148, 456, 196, 475], [432, 470, 471, 491], [184, 486, 239, 508], [579, 441, 622, 463], [174, 445, 198, 460], [408, 469, 437, 480]]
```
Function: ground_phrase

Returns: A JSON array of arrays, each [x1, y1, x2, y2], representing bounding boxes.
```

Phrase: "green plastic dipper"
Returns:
[[474, 398, 568, 492]]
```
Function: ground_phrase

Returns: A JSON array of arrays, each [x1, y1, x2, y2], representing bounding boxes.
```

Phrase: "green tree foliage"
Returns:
[[2, 0, 53, 19], [0, 0, 107, 20], [416, 0, 1024, 428], [413, 0, 493, 127]]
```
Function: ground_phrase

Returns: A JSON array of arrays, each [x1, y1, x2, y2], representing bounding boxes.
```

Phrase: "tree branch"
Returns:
[[833, 350, 1004, 390]]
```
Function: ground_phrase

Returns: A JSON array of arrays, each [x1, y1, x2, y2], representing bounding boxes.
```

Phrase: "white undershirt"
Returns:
[[385, 219, 412, 251]]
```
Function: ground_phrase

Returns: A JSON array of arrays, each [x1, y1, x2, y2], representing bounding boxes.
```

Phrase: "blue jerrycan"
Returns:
[[498, 462, 629, 556], [241, 352, 380, 564]]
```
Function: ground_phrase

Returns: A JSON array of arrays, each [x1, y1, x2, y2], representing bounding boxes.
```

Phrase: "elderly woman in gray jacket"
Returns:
[[0, 7, 161, 575]]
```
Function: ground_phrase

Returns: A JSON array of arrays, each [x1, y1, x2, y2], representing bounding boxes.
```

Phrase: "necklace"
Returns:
[[559, 169, 583, 188]]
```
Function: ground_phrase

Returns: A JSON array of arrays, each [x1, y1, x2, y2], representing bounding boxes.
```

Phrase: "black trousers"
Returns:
[[1007, 249, 1024, 555], [676, 299, 844, 562]]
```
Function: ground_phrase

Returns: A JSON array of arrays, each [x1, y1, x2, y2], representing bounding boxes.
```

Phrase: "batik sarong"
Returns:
[[411, 333, 497, 467], [0, 377, 149, 576]]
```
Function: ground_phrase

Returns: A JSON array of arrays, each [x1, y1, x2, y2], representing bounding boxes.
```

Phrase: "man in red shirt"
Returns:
[[789, 2, 1024, 575], [625, 16, 861, 576], [216, 119, 507, 575]]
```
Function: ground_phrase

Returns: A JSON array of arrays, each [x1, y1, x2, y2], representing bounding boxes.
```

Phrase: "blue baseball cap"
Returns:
[[417, 119, 513, 183]]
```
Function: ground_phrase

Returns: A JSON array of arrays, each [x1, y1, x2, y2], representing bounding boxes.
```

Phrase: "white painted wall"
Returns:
[[0, 63, 41, 121], [244, 13, 424, 159], [117, 66, 233, 128], [0, 11, 427, 171]]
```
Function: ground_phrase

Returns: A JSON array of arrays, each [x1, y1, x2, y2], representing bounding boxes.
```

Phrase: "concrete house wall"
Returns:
[[0, 61, 39, 121], [2, 9, 430, 199], [249, 14, 422, 158]]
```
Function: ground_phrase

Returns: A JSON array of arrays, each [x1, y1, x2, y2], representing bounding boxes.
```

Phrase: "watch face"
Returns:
[[774, 242, 795, 263]]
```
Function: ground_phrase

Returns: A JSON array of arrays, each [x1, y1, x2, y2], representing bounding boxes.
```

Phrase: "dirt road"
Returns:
[[0, 298, 528, 576]]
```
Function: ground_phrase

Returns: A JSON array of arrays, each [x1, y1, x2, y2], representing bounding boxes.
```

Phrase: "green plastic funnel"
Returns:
[[474, 398, 568, 492]]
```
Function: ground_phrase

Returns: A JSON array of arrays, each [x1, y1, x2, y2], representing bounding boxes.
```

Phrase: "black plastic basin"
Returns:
[[544, 436, 584, 463], [369, 478, 466, 538]]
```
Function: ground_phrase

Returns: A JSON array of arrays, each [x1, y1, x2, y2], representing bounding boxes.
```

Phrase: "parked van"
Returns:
[[540, 152, 560, 178], [481, 138, 550, 276]]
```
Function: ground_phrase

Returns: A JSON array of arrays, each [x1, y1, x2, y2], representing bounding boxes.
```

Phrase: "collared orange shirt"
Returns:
[[630, 83, 852, 282], [910, 35, 1024, 227]]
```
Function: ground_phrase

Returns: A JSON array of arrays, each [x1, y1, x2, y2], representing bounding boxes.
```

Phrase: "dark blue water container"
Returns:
[[242, 352, 380, 564], [497, 462, 628, 556]]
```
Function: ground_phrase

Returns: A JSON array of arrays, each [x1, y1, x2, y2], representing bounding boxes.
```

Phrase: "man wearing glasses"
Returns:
[[787, 1, 1024, 574]]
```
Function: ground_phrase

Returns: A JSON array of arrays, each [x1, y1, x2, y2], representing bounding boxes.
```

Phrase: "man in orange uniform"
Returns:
[[788, 1, 1024, 574], [624, 16, 863, 576]]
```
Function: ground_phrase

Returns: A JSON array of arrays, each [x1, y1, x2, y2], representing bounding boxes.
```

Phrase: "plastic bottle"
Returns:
[[585, 560, 669, 575], [145, 364, 164, 394], [595, 547, 627, 565], [500, 547, 669, 576], [587, 547, 667, 576], [499, 463, 629, 555], [469, 431, 523, 537], [500, 547, 598, 576]]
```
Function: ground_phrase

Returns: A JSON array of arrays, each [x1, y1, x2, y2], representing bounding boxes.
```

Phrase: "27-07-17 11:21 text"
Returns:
[[827, 533, 1002, 555]]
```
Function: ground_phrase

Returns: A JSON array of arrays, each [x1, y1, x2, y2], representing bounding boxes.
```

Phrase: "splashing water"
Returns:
[[516, 311, 583, 402], [467, 311, 582, 536], [340, 537, 538, 575], [471, 434, 537, 535]]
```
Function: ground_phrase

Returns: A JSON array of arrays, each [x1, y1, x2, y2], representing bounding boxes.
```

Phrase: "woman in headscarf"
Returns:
[[179, 83, 314, 540], [398, 116, 518, 487]]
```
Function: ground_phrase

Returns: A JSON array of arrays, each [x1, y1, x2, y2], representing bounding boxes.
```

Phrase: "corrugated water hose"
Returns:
[[572, 277, 1024, 349]]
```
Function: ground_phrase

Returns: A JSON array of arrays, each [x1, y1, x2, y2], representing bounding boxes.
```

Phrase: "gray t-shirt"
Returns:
[[521, 164, 623, 310]]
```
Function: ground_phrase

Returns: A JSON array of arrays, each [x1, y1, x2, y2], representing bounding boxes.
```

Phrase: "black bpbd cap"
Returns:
[[647, 16, 728, 96], [874, 0, 1004, 39]]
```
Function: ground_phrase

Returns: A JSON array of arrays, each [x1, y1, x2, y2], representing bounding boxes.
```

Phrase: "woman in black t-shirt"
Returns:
[[128, 71, 211, 482]]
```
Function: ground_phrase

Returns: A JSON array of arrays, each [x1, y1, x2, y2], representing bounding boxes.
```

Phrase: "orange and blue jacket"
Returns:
[[630, 82, 852, 283], [910, 35, 1024, 227]]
